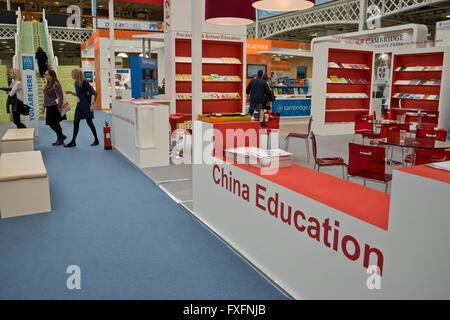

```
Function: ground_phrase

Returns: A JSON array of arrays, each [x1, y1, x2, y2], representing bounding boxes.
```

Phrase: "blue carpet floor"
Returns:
[[0, 111, 287, 300]]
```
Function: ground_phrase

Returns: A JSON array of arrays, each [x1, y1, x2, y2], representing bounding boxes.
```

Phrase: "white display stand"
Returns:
[[192, 120, 450, 299], [112, 100, 170, 168], [164, 0, 247, 116]]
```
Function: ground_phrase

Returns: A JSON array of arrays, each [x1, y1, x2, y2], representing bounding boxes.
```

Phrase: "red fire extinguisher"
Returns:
[[104, 122, 112, 150]]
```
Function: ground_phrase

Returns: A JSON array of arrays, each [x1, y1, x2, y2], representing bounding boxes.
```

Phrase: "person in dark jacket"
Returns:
[[64, 69, 99, 147], [262, 73, 273, 112], [246, 69, 272, 121], [35, 47, 48, 77]]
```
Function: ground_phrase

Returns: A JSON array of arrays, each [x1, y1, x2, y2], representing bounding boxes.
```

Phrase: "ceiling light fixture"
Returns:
[[205, 0, 257, 26], [252, 0, 315, 12]]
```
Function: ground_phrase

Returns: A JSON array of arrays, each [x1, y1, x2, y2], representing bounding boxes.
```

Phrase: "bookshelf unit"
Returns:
[[389, 47, 450, 128], [173, 38, 245, 119], [312, 43, 374, 135]]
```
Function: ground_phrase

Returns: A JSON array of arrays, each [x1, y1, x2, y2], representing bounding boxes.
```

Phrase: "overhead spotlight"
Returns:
[[118, 52, 128, 58]]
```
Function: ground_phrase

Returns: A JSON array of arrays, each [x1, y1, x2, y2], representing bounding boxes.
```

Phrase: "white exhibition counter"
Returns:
[[112, 100, 170, 168], [192, 120, 450, 299]]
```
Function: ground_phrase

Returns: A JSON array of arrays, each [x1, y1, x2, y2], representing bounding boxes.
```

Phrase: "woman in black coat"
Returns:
[[64, 69, 99, 147]]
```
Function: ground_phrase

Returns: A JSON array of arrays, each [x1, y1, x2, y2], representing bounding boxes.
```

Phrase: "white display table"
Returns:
[[192, 120, 450, 299], [112, 100, 170, 168]]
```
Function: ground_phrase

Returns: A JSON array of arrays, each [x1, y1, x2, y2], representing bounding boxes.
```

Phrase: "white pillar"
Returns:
[[191, 0, 202, 120], [255, 8, 260, 39], [109, 0, 116, 106], [359, 0, 367, 31]]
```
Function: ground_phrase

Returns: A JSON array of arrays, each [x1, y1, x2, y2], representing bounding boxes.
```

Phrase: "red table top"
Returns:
[[397, 165, 450, 184], [382, 137, 450, 149]]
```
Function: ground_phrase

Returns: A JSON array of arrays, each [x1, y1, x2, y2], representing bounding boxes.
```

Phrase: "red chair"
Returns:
[[354, 114, 378, 143], [348, 143, 392, 193], [404, 128, 448, 166], [311, 132, 347, 179], [169, 113, 184, 133], [284, 116, 313, 161], [263, 112, 280, 130]]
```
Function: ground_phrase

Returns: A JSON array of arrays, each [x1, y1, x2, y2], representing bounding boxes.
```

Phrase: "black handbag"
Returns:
[[21, 103, 31, 116]]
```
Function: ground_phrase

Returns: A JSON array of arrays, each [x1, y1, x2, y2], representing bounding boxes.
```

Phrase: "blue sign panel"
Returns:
[[130, 56, 158, 99], [272, 99, 311, 117], [22, 56, 34, 70]]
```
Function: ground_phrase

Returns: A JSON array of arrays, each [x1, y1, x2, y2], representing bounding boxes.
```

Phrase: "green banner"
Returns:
[[0, 65, 10, 123], [57, 66, 79, 121]]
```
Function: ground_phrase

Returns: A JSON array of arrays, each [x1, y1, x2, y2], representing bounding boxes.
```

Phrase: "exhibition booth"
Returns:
[[3, 0, 447, 300]]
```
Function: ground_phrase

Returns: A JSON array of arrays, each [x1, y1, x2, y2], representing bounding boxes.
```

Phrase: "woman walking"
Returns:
[[44, 69, 67, 146], [2, 68, 26, 128], [64, 69, 99, 147]]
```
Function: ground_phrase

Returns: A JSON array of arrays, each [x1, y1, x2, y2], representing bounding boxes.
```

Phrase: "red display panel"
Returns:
[[174, 38, 244, 119], [389, 52, 444, 126], [325, 48, 373, 124]]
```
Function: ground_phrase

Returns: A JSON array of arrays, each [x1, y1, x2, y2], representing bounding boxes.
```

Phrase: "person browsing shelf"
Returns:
[[246, 69, 272, 120], [64, 69, 99, 147], [43, 70, 67, 146]]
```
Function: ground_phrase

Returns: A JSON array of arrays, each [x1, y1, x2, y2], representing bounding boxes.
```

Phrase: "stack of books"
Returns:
[[396, 66, 443, 72], [177, 74, 241, 82], [225, 148, 294, 168], [328, 62, 370, 69], [248, 149, 294, 169], [328, 76, 369, 84], [220, 57, 241, 64], [393, 93, 440, 100], [394, 79, 441, 86], [176, 92, 242, 100], [326, 93, 369, 99]]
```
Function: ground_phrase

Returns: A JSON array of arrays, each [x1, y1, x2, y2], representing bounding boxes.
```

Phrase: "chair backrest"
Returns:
[[311, 131, 318, 162], [387, 126, 400, 139], [354, 115, 372, 132], [417, 127, 437, 140], [437, 129, 447, 142], [348, 143, 387, 182], [265, 112, 280, 130]]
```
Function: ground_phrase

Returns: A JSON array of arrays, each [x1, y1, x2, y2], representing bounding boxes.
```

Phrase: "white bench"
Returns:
[[1, 128, 35, 153], [0, 151, 51, 218]]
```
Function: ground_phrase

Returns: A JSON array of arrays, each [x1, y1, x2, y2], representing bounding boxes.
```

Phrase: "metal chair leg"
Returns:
[[341, 165, 345, 179], [305, 138, 310, 162], [285, 137, 290, 151], [313, 163, 316, 171], [363, 179, 367, 187]]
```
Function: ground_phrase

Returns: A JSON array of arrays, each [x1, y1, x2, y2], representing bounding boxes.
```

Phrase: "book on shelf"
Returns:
[[339, 77, 348, 84], [396, 65, 443, 72], [326, 93, 368, 99]]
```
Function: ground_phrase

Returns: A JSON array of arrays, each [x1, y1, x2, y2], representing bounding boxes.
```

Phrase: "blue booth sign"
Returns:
[[272, 99, 311, 117]]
